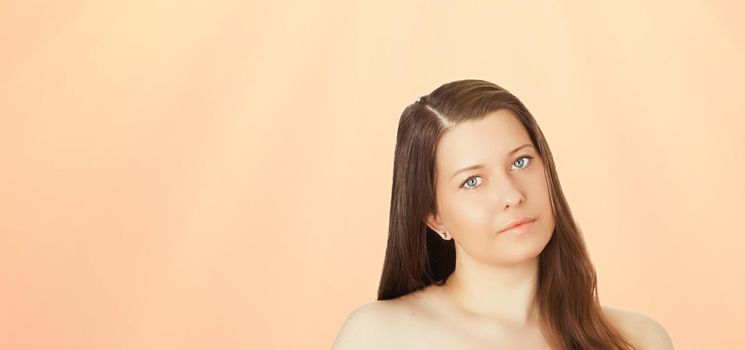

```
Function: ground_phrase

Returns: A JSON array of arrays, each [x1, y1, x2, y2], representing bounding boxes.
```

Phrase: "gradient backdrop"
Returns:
[[1, 1, 743, 349]]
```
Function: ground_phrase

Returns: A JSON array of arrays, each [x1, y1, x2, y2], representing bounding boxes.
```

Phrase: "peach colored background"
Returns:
[[1, 1, 743, 349]]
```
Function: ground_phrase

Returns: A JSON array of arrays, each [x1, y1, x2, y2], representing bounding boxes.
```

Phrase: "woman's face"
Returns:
[[425, 109, 555, 266]]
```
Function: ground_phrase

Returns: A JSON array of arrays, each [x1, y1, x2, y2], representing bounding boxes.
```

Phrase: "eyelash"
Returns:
[[460, 155, 534, 191]]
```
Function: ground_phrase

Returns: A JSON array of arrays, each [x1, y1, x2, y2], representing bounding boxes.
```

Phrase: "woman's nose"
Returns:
[[493, 176, 525, 210]]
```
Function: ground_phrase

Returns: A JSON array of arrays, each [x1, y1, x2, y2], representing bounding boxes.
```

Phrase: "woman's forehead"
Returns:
[[436, 110, 531, 167]]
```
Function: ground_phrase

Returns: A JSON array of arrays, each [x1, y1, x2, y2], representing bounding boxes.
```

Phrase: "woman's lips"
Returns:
[[499, 219, 536, 235]]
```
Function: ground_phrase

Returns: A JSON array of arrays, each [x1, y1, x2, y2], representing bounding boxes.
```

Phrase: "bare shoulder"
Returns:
[[602, 305, 675, 350], [331, 300, 402, 350]]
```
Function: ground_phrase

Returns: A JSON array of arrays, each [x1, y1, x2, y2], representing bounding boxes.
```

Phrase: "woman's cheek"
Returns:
[[461, 203, 492, 233]]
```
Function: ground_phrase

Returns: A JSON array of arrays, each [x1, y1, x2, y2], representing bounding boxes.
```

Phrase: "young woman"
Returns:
[[332, 79, 674, 350]]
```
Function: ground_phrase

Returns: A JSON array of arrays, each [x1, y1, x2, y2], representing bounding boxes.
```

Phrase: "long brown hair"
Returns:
[[377, 79, 637, 350]]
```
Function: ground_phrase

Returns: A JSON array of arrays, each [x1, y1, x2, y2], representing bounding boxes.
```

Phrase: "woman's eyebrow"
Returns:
[[449, 143, 534, 180]]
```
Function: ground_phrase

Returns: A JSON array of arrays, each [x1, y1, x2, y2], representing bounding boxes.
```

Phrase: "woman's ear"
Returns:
[[425, 213, 451, 240], [424, 212, 441, 232]]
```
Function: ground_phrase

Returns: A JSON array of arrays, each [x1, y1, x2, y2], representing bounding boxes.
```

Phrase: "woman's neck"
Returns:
[[440, 255, 541, 329]]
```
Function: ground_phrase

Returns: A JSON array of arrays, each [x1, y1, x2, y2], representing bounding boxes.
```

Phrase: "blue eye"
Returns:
[[462, 176, 483, 190], [460, 155, 534, 190], [512, 155, 533, 170]]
